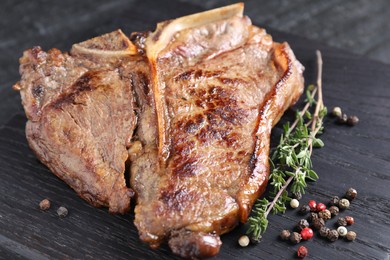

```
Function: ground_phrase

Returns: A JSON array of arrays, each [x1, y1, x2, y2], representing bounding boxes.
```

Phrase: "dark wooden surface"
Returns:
[[1, 1, 390, 259]]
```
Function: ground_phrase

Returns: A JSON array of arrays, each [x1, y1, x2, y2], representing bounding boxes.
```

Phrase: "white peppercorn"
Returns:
[[238, 235, 250, 247], [339, 198, 350, 209], [337, 226, 348, 237]]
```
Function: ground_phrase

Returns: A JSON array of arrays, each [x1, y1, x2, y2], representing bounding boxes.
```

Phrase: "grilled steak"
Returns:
[[131, 4, 304, 258], [14, 30, 145, 213]]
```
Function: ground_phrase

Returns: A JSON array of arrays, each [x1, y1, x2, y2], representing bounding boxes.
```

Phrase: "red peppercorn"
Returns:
[[308, 200, 317, 212], [300, 227, 314, 240], [316, 203, 326, 212], [297, 245, 308, 258], [345, 216, 355, 225]]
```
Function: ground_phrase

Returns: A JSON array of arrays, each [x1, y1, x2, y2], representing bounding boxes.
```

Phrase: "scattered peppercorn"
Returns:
[[331, 107, 342, 118], [346, 231, 357, 241], [319, 226, 330, 238], [292, 192, 302, 200], [337, 217, 347, 227], [280, 230, 291, 241], [290, 199, 300, 209], [300, 227, 314, 240], [329, 196, 340, 206], [311, 217, 325, 230], [316, 203, 326, 212], [297, 246, 308, 259], [238, 235, 250, 247], [290, 232, 302, 244], [318, 209, 331, 221], [250, 235, 262, 244], [57, 206, 68, 218], [299, 205, 311, 215], [308, 200, 317, 212], [336, 113, 348, 124], [345, 216, 355, 225], [337, 226, 348, 237], [327, 229, 339, 242], [345, 188, 357, 201], [308, 212, 319, 223], [297, 219, 310, 231], [39, 199, 51, 211], [339, 198, 350, 209], [347, 115, 359, 126], [329, 205, 340, 217]]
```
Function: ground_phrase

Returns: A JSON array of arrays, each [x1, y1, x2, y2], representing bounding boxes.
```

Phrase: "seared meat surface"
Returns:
[[15, 4, 304, 258]]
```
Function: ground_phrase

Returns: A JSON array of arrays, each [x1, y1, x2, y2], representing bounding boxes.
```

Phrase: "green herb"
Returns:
[[247, 50, 326, 240]]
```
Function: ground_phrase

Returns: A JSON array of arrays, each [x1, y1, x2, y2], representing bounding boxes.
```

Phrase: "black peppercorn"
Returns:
[[329, 206, 339, 217], [327, 229, 339, 242], [337, 217, 347, 227], [329, 196, 340, 206], [319, 226, 330, 238], [57, 206, 68, 218], [280, 230, 290, 241], [297, 219, 310, 231], [308, 212, 319, 223], [347, 115, 359, 126], [299, 205, 311, 215], [292, 192, 302, 200], [290, 232, 302, 244], [311, 217, 325, 230], [336, 113, 348, 124], [345, 188, 357, 201], [318, 209, 331, 221]]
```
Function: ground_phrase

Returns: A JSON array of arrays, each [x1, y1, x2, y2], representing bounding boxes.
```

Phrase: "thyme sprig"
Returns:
[[247, 50, 326, 240]]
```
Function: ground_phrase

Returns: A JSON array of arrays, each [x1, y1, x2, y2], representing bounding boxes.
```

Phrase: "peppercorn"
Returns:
[[318, 209, 331, 221], [328, 205, 339, 217], [292, 192, 302, 200], [57, 206, 68, 218], [308, 212, 319, 223], [327, 229, 339, 242], [300, 227, 314, 240], [337, 217, 347, 227], [345, 216, 355, 225], [297, 219, 310, 231], [308, 200, 317, 212], [331, 107, 342, 118], [290, 232, 302, 244], [347, 115, 359, 126], [299, 205, 311, 215], [238, 235, 250, 247], [297, 245, 308, 259], [316, 203, 326, 212], [280, 230, 291, 241], [319, 226, 330, 238], [250, 235, 262, 244], [337, 226, 348, 237], [329, 196, 340, 206], [39, 199, 51, 211], [311, 217, 325, 230], [346, 231, 357, 241], [290, 199, 299, 208], [339, 198, 350, 209], [336, 113, 348, 124], [345, 188, 357, 201]]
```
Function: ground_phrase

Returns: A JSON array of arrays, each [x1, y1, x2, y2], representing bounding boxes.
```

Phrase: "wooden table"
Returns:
[[1, 1, 390, 259]]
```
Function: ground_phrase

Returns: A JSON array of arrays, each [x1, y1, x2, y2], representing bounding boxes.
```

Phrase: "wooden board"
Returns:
[[1, 1, 390, 259]]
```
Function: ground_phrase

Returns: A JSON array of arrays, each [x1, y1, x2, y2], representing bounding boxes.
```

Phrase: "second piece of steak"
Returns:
[[131, 3, 304, 258], [15, 30, 142, 213]]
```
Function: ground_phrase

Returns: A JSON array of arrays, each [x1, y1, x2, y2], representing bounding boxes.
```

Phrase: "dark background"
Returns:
[[1, 1, 390, 259]]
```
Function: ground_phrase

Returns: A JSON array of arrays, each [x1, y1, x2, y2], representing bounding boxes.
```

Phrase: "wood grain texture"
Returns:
[[1, 1, 390, 259]]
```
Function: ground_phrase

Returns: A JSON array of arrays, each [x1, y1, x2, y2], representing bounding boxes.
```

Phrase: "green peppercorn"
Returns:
[[345, 188, 357, 201], [319, 226, 330, 238], [311, 217, 325, 230], [308, 212, 319, 223], [339, 198, 350, 209], [280, 230, 291, 241], [331, 107, 342, 118], [297, 219, 310, 231], [290, 232, 302, 244], [299, 205, 311, 215], [347, 115, 359, 126], [337, 217, 347, 227], [336, 113, 348, 124], [327, 229, 339, 242], [346, 231, 357, 241], [329, 196, 340, 206], [328, 206, 339, 217], [318, 209, 331, 221]]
